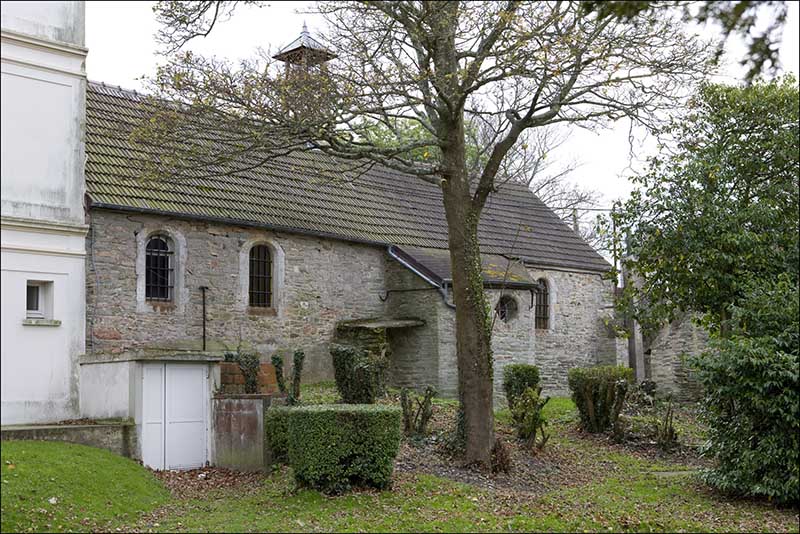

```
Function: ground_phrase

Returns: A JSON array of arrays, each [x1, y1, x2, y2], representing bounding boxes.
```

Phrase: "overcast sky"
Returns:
[[84, 1, 800, 210]]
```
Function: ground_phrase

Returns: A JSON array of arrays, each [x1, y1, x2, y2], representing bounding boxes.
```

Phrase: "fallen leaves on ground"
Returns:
[[151, 467, 265, 500]]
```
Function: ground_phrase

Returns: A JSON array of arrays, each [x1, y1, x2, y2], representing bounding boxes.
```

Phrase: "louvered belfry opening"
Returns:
[[145, 236, 174, 301], [249, 244, 272, 307]]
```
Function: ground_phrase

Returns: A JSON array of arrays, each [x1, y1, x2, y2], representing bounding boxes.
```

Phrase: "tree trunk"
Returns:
[[441, 165, 495, 468]]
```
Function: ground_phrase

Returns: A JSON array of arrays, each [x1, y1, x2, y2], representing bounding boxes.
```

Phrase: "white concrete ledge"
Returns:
[[22, 318, 61, 327]]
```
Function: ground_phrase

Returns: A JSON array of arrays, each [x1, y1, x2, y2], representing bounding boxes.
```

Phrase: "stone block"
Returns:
[[212, 395, 271, 471]]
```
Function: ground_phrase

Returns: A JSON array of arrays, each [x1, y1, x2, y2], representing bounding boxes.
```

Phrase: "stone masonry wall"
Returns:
[[524, 268, 619, 396], [86, 209, 622, 396], [383, 261, 440, 391], [434, 273, 618, 402], [435, 287, 536, 401], [648, 315, 706, 401], [86, 210, 389, 381]]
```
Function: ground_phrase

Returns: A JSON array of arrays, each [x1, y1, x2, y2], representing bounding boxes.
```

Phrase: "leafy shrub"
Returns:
[[491, 438, 512, 474], [264, 406, 292, 465], [568, 365, 634, 433], [627, 380, 657, 409], [271, 354, 286, 395], [692, 336, 798, 503], [225, 350, 260, 394], [639, 380, 657, 397], [511, 387, 550, 451], [689, 276, 799, 504], [290, 350, 305, 404], [285, 404, 402, 493], [400, 386, 436, 436], [330, 343, 387, 404], [502, 364, 540, 410]]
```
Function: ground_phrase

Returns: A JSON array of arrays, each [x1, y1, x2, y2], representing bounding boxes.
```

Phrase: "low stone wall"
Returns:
[[0, 422, 138, 459], [212, 394, 273, 471]]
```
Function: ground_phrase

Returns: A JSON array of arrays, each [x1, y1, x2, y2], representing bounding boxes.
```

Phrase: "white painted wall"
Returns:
[[80, 361, 133, 419], [1, 1, 88, 424], [1, 1, 86, 223], [0, 1, 84, 47], [1, 222, 86, 423]]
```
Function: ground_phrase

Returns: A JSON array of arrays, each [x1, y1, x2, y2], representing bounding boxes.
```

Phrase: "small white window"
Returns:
[[25, 281, 53, 320]]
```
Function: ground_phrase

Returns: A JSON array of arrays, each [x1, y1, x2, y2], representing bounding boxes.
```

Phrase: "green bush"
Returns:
[[511, 386, 550, 450], [264, 406, 292, 465], [225, 350, 260, 394], [568, 365, 634, 433], [689, 276, 799, 504], [286, 404, 402, 493], [290, 350, 305, 404], [330, 343, 387, 403], [502, 364, 540, 410], [271, 354, 286, 395]]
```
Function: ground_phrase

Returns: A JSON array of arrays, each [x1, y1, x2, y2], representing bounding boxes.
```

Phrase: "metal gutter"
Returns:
[[443, 278, 539, 290], [387, 245, 443, 286], [387, 245, 456, 309]]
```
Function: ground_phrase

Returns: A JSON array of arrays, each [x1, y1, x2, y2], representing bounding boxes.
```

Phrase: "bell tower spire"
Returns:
[[273, 22, 337, 70]]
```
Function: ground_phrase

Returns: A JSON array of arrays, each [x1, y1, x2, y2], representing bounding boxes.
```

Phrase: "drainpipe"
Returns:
[[439, 281, 456, 310], [386, 246, 456, 309], [200, 286, 208, 351]]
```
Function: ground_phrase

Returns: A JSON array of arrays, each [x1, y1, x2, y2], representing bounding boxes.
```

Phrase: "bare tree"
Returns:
[[139, 0, 712, 467]]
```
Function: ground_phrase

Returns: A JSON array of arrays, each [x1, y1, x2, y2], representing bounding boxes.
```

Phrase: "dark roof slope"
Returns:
[[85, 82, 611, 273], [391, 246, 537, 287]]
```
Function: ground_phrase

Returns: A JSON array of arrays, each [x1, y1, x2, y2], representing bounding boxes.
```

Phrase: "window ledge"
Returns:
[[247, 306, 277, 317], [148, 302, 176, 312], [22, 318, 61, 327]]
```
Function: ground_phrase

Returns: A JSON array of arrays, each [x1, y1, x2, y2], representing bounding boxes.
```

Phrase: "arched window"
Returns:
[[495, 295, 518, 323], [249, 244, 272, 307], [534, 278, 549, 330], [145, 236, 174, 301]]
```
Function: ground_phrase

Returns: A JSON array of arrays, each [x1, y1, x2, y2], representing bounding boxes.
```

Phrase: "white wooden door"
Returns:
[[142, 363, 166, 470], [165, 364, 208, 469], [141, 363, 208, 470]]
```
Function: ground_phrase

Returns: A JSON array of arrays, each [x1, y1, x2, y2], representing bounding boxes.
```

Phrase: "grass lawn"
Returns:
[[2, 388, 797, 533], [0, 440, 169, 533], [139, 389, 798, 533]]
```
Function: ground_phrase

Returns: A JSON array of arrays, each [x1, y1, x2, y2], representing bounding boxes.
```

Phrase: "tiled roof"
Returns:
[[85, 81, 611, 273], [391, 246, 537, 286]]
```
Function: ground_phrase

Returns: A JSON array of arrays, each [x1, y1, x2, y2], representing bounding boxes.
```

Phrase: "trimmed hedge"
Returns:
[[502, 364, 540, 409], [567, 365, 634, 433], [286, 404, 402, 493], [264, 406, 292, 465], [330, 343, 387, 404]]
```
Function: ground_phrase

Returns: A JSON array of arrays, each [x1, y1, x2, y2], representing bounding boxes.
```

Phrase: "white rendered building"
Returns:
[[1, 1, 88, 424]]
